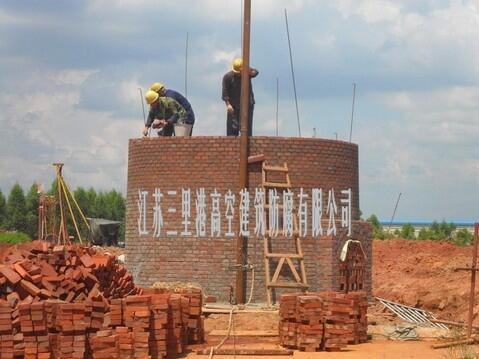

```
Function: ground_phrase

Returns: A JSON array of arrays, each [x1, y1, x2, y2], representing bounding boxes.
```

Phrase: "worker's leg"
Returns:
[[187, 114, 195, 136], [248, 105, 254, 137], [227, 111, 239, 136], [162, 124, 174, 136]]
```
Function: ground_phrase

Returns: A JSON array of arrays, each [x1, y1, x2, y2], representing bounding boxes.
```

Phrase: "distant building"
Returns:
[[380, 221, 475, 236]]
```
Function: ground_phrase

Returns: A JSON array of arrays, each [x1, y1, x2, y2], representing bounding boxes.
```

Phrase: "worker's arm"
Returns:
[[250, 68, 259, 78], [222, 73, 235, 114], [143, 109, 155, 137]]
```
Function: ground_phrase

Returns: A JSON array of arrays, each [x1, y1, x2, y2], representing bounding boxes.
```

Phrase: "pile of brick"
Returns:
[[18, 302, 50, 359], [0, 303, 14, 359], [279, 291, 368, 352], [0, 242, 140, 304], [0, 292, 204, 359], [148, 286, 204, 345]]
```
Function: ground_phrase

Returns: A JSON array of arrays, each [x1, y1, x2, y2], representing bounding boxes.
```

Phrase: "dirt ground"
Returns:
[[2, 238, 478, 357], [373, 238, 474, 322], [185, 340, 479, 359], [186, 311, 476, 358]]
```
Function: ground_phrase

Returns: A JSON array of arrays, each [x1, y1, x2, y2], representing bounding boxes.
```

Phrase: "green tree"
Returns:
[[367, 214, 387, 239], [454, 229, 473, 246], [74, 187, 89, 216], [400, 223, 416, 239], [417, 227, 431, 240], [6, 183, 27, 233], [25, 184, 39, 238], [0, 190, 6, 228], [429, 221, 456, 240], [86, 188, 98, 218]]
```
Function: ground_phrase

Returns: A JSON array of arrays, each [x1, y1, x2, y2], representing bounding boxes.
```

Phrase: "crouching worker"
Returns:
[[142, 90, 187, 137], [150, 82, 195, 135]]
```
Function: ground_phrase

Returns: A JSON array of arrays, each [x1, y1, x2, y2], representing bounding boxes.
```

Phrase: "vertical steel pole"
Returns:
[[388, 192, 402, 233], [185, 32, 189, 99], [236, 0, 251, 305], [276, 77, 279, 136], [285, 9, 301, 137], [467, 224, 479, 337], [349, 82, 356, 143]]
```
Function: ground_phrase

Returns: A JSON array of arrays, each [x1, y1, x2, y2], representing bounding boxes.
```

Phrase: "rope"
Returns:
[[246, 267, 255, 305], [59, 177, 83, 244], [208, 306, 237, 359]]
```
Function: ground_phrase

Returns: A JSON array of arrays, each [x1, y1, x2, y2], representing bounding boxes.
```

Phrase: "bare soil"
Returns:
[[373, 238, 474, 322]]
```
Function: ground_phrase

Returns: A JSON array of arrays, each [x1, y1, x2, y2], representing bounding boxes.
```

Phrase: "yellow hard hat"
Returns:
[[150, 82, 165, 93], [233, 58, 243, 72], [145, 90, 159, 105]]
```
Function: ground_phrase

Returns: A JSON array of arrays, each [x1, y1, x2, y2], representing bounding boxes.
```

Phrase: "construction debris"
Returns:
[[279, 291, 368, 352], [376, 297, 448, 329]]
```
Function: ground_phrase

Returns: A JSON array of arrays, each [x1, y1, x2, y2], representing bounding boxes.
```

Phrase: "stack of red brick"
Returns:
[[279, 291, 368, 352], [0, 291, 204, 359], [0, 242, 140, 304]]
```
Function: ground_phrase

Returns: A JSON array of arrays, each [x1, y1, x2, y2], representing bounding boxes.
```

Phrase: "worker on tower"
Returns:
[[150, 82, 195, 135], [142, 90, 187, 137], [222, 58, 259, 136]]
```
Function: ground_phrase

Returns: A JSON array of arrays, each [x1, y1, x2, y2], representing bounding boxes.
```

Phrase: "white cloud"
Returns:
[[333, 0, 402, 23], [1, 0, 478, 221]]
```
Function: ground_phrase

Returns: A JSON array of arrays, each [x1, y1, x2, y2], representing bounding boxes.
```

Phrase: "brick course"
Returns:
[[125, 136, 371, 302]]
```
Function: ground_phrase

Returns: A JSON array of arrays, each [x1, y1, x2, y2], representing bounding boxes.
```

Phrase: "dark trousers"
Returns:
[[157, 123, 174, 137], [227, 105, 254, 136]]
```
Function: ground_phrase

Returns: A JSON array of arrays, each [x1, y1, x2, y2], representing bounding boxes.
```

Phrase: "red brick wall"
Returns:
[[125, 136, 371, 302]]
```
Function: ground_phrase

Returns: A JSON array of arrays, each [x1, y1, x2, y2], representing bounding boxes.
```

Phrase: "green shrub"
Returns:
[[0, 231, 31, 244], [453, 229, 474, 246], [367, 214, 387, 239], [400, 223, 416, 239]]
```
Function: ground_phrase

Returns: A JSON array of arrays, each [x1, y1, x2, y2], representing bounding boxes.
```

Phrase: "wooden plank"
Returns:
[[208, 330, 278, 337], [267, 282, 308, 289], [263, 182, 291, 189], [271, 258, 286, 284], [248, 154, 266, 164], [263, 165, 288, 172], [196, 348, 293, 355], [432, 338, 477, 349], [285, 257, 302, 283], [202, 307, 278, 314], [266, 253, 303, 259]]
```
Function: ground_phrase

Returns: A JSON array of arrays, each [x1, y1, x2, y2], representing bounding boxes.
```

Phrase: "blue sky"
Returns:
[[0, 0, 477, 222]]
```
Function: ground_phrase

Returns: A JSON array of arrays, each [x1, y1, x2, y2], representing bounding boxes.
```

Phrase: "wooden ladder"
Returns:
[[262, 162, 308, 306]]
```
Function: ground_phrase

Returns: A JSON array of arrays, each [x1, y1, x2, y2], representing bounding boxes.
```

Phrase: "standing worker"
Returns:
[[142, 90, 187, 137], [150, 82, 195, 135], [222, 58, 259, 136]]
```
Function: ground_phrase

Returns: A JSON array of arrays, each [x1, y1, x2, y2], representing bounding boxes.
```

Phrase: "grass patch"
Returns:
[[0, 231, 31, 244]]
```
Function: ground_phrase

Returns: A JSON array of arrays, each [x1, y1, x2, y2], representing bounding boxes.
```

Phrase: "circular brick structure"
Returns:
[[125, 136, 370, 302]]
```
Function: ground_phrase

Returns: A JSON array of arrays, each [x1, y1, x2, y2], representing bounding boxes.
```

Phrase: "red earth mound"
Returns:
[[373, 238, 475, 322]]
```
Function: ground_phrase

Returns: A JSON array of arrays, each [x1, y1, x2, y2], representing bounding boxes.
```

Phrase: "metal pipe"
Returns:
[[185, 32, 189, 99], [236, 0, 251, 305], [467, 224, 479, 337], [284, 9, 301, 137], [138, 88, 146, 125], [349, 82, 356, 142], [388, 192, 402, 232], [432, 319, 479, 330], [276, 77, 279, 136]]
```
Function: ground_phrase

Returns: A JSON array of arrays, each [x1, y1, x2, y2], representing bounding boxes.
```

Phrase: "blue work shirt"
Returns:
[[165, 89, 195, 125]]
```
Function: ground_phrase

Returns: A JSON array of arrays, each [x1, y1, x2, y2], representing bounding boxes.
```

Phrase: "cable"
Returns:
[[208, 306, 236, 359]]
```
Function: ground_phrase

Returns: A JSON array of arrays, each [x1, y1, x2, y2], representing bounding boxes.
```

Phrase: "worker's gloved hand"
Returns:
[[142, 127, 149, 137], [227, 104, 234, 114], [152, 119, 164, 129]]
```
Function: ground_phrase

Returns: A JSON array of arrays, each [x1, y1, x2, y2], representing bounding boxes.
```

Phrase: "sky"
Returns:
[[0, 0, 477, 222]]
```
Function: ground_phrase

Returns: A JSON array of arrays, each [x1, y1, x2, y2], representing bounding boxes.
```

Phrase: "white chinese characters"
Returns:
[[136, 187, 353, 238]]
